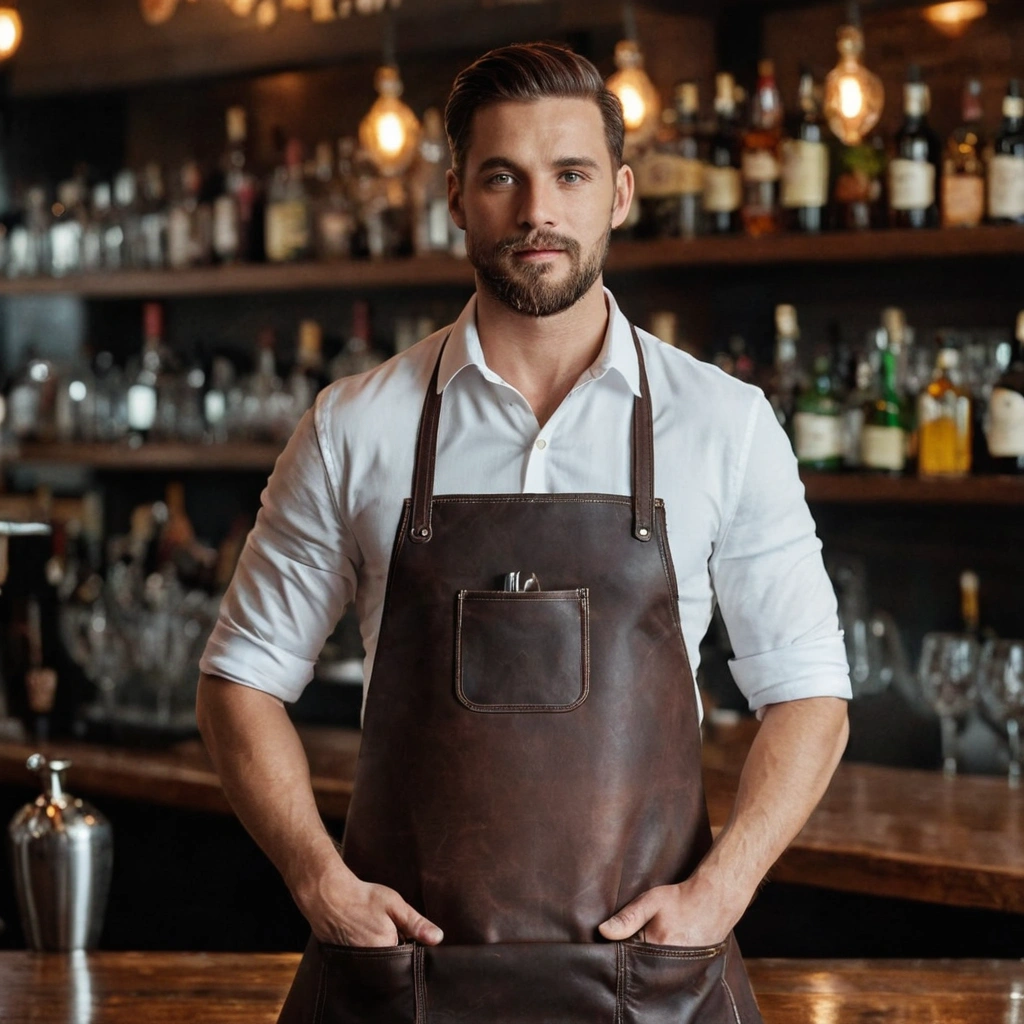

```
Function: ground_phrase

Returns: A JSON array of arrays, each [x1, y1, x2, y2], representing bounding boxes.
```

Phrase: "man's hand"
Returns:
[[291, 853, 444, 948], [597, 876, 738, 947]]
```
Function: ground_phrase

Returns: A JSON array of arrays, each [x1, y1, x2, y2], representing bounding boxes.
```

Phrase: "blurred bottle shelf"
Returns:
[[1, 227, 1023, 299], [8, 441, 1024, 503]]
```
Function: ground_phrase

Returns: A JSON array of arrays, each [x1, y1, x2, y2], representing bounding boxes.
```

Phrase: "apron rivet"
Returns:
[[638, 527, 649, 537]]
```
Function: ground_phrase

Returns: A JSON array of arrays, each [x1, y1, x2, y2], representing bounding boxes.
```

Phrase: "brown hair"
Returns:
[[444, 42, 625, 180]]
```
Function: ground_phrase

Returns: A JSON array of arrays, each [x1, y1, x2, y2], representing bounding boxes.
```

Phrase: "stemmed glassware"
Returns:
[[976, 640, 1024, 788], [917, 632, 980, 777]]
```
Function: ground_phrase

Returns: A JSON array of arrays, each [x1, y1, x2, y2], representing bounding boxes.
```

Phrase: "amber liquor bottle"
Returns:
[[741, 60, 784, 237], [703, 73, 742, 235], [941, 79, 985, 229]]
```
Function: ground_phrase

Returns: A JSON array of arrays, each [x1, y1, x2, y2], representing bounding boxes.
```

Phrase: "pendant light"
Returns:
[[822, 1, 884, 146], [0, 6, 21, 60], [358, 12, 420, 177], [604, 0, 660, 152], [923, 1, 987, 37]]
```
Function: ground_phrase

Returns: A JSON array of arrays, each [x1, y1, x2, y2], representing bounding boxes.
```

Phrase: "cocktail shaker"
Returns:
[[8, 754, 113, 950]]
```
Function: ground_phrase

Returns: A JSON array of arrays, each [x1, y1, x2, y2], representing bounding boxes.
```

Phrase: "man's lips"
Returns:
[[514, 248, 565, 259]]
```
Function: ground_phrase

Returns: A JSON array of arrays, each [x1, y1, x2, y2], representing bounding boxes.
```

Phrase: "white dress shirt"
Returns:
[[200, 288, 851, 717]]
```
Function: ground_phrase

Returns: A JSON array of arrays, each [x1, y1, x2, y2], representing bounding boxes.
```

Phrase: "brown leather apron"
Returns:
[[278, 326, 764, 1024]]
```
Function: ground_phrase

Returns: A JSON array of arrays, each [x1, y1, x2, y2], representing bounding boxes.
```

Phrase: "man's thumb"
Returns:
[[390, 900, 444, 945], [598, 896, 651, 941]]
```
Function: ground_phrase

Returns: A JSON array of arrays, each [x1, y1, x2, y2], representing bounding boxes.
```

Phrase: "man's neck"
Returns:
[[474, 277, 610, 428]]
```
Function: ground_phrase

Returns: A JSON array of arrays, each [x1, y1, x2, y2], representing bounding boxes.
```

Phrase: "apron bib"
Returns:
[[278, 326, 763, 1023]]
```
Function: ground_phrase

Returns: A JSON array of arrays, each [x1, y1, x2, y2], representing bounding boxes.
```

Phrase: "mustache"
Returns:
[[496, 232, 581, 257]]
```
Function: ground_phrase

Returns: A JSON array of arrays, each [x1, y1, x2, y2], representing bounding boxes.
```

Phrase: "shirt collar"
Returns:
[[436, 287, 642, 398]]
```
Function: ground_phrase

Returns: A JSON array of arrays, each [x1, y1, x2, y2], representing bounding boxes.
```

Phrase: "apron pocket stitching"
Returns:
[[625, 940, 727, 960], [312, 957, 328, 1024], [720, 941, 743, 1024], [413, 943, 427, 1024], [614, 940, 626, 1024]]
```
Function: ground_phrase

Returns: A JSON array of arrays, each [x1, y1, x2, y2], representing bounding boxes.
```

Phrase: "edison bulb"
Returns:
[[0, 8, 21, 59], [923, 1, 987, 37], [823, 26, 884, 145], [605, 40, 660, 151], [359, 66, 421, 177]]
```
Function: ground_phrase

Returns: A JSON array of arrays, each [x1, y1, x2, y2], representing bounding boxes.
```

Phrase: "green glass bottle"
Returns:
[[794, 348, 843, 471], [861, 344, 906, 473]]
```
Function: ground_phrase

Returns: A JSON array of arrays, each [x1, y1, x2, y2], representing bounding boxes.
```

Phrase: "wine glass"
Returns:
[[917, 632, 980, 777], [976, 639, 1024, 788]]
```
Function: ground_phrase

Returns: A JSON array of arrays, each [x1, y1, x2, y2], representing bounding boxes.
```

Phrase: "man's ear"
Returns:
[[448, 168, 467, 231], [611, 162, 634, 231]]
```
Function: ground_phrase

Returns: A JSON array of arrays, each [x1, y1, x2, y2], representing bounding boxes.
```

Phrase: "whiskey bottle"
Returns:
[[918, 346, 971, 478], [703, 73, 742, 235], [636, 83, 704, 240], [985, 311, 1024, 473], [888, 66, 941, 230], [941, 78, 985, 229], [782, 70, 829, 234], [265, 139, 313, 263], [988, 80, 1024, 225], [794, 348, 843, 472], [741, 60, 784, 237]]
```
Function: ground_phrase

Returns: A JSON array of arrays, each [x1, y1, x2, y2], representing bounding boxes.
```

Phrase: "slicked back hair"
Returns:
[[444, 42, 625, 180]]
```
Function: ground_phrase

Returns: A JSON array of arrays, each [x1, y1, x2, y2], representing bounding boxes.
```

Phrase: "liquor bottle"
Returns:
[[80, 183, 111, 273], [313, 139, 356, 262], [6, 350, 57, 441], [49, 179, 86, 277], [329, 300, 384, 380], [769, 303, 801, 432], [241, 328, 285, 442], [794, 347, 843, 471], [636, 83, 704, 240], [113, 170, 144, 270], [985, 311, 1024, 473], [703, 73, 742, 235], [138, 163, 169, 270], [213, 106, 260, 264], [861, 338, 906, 473], [126, 302, 167, 441], [265, 139, 313, 263], [287, 319, 327, 425], [741, 59, 784, 237], [411, 108, 458, 255], [888, 66, 941, 229], [842, 349, 875, 469], [167, 161, 212, 269], [918, 346, 971, 478], [942, 78, 985, 229], [988, 80, 1024, 225], [7, 187, 50, 279], [782, 70, 829, 234]]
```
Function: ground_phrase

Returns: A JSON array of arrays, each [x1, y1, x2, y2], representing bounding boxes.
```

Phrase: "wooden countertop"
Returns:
[[0, 951, 1022, 1023], [2, 723, 1023, 914]]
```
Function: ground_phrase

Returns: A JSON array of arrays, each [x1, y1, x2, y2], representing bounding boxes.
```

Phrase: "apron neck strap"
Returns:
[[409, 323, 655, 544]]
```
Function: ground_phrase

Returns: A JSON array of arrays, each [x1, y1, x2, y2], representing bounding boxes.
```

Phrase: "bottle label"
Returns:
[[634, 153, 703, 198], [988, 155, 1024, 219], [889, 159, 935, 211], [941, 174, 984, 228], [703, 166, 742, 212], [167, 208, 192, 268], [794, 412, 843, 462], [266, 202, 310, 262], [987, 387, 1024, 457], [1005, 96, 1024, 119], [127, 383, 157, 432], [741, 149, 780, 184], [213, 195, 240, 258], [861, 424, 906, 471], [781, 140, 829, 208]]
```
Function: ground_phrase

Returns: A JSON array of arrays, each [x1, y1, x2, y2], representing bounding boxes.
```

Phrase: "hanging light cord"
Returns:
[[382, 5, 397, 67], [622, 0, 638, 43]]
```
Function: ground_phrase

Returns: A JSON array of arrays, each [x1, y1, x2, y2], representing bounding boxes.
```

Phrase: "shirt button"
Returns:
[[535, 439, 547, 450]]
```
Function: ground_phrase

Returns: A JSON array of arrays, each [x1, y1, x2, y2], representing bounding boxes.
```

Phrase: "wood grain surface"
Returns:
[[0, 952, 1022, 1024], [2, 724, 1023, 913]]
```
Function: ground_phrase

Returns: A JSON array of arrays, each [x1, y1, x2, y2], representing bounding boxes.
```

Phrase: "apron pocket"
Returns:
[[455, 589, 590, 712], [622, 938, 735, 1024], [315, 942, 416, 1024], [423, 941, 618, 1024]]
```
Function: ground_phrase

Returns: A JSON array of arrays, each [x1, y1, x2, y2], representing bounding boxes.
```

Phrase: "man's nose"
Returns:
[[517, 181, 557, 231]]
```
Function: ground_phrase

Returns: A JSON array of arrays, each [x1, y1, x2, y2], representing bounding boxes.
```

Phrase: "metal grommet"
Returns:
[[418, 527, 430, 538], [638, 527, 649, 538]]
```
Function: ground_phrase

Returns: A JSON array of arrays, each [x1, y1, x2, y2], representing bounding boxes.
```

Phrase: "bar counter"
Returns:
[[1, 951, 1022, 1023], [1, 722, 1022, 914]]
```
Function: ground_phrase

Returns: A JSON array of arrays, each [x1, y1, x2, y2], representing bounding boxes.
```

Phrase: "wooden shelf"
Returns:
[[10, 441, 282, 471], [802, 473, 1024, 505], [0, 226, 1021, 298]]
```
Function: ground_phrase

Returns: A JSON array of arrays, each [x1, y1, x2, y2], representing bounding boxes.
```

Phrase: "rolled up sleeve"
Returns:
[[710, 393, 852, 715], [199, 399, 357, 703]]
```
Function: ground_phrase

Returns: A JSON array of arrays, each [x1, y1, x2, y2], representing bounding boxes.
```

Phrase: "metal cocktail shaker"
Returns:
[[8, 754, 113, 950]]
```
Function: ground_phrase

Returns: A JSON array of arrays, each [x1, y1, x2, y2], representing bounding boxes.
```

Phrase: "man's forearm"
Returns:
[[693, 695, 849, 916], [195, 672, 340, 896]]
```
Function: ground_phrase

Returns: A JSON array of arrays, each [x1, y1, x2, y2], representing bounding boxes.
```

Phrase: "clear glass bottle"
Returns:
[[6, 350, 57, 441], [240, 328, 284, 442], [213, 106, 260, 264], [49, 179, 86, 277], [741, 59, 784, 237], [167, 161, 212, 269], [265, 139, 313, 263], [988, 79, 1024, 225], [861, 340, 906, 473], [7, 187, 51, 279], [126, 302, 167, 441], [329, 300, 384, 381], [139, 163, 169, 270], [985, 311, 1024, 473], [411, 108, 457, 255], [769, 303, 801, 433], [794, 348, 843, 471], [888, 65, 941, 230], [918, 347, 972, 478], [313, 139, 356, 262], [285, 319, 326, 431], [942, 78, 985, 229], [113, 170, 143, 270], [782, 70, 829, 234], [842, 349, 875, 469], [703, 73, 742, 235]]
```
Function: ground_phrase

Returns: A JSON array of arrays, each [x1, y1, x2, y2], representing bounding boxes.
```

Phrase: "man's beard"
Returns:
[[467, 226, 610, 318]]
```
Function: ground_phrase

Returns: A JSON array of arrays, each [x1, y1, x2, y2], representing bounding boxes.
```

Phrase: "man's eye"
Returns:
[[489, 173, 514, 185], [561, 171, 584, 183]]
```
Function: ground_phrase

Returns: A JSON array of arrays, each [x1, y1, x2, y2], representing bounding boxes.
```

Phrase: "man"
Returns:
[[197, 42, 850, 1023]]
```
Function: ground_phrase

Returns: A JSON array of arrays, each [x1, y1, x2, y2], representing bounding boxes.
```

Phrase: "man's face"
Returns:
[[448, 97, 633, 318]]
